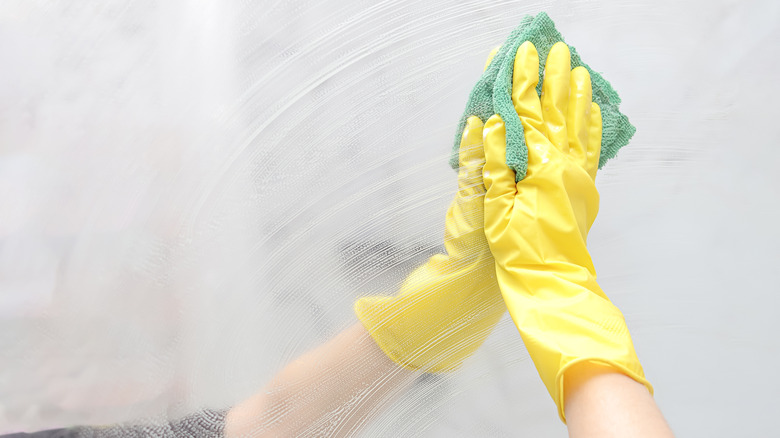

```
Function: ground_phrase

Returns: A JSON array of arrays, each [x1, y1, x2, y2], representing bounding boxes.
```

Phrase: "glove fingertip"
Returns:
[[484, 45, 501, 71], [482, 115, 517, 201], [458, 116, 485, 166], [586, 102, 602, 179]]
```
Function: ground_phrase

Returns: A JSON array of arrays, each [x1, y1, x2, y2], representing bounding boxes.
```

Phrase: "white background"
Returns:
[[0, 0, 778, 436]]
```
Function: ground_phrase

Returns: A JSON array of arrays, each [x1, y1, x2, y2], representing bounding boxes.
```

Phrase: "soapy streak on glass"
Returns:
[[1, 0, 779, 436]]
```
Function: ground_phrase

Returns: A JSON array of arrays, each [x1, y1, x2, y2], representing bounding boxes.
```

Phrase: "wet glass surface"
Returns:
[[1, 1, 778, 436]]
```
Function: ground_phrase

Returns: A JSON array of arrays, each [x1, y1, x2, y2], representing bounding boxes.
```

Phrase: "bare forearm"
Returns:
[[563, 362, 674, 438], [224, 322, 416, 437]]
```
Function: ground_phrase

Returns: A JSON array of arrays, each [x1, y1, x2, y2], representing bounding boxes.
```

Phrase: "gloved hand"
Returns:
[[354, 51, 506, 372], [482, 41, 652, 421]]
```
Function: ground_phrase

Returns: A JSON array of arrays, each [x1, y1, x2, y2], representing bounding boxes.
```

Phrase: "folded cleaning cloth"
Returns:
[[450, 12, 635, 181]]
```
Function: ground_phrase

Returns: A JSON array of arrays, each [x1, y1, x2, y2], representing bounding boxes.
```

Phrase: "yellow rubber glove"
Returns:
[[482, 41, 653, 421], [354, 49, 506, 372]]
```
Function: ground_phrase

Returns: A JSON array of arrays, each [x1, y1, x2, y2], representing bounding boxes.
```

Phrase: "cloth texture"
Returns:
[[450, 12, 636, 181]]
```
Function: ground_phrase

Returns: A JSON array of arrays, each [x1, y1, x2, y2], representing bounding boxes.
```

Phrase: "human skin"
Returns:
[[224, 325, 674, 438], [564, 362, 675, 438], [223, 322, 417, 437]]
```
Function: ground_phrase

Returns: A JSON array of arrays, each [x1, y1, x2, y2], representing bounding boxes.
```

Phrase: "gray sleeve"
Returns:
[[5, 409, 227, 438]]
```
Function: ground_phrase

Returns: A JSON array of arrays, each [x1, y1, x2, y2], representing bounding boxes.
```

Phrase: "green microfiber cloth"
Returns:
[[450, 12, 635, 181]]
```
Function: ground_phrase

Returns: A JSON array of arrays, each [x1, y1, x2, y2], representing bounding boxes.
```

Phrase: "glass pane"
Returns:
[[1, 1, 777, 436]]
